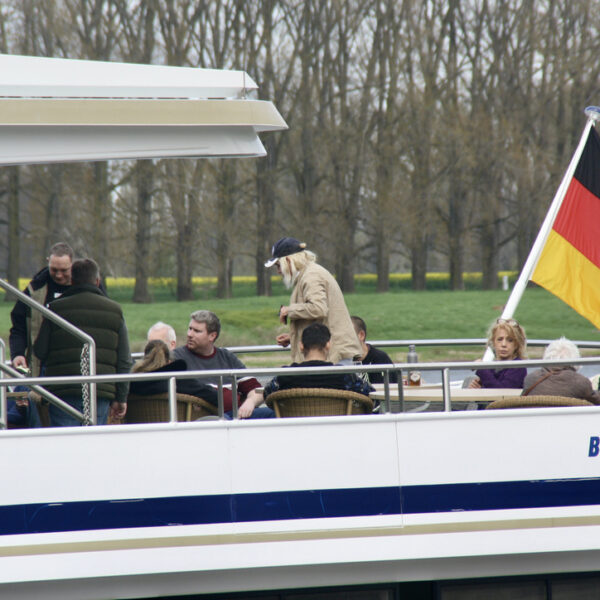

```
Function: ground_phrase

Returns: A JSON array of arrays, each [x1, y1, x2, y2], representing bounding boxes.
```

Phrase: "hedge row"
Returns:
[[5, 271, 519, 296]]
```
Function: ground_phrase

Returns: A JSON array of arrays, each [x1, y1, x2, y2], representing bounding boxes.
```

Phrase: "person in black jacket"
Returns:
[[260, 323, 373, 401], [351, 316, 397, 384], [130, 339, 218, 406], [10, 242, 74, 375]]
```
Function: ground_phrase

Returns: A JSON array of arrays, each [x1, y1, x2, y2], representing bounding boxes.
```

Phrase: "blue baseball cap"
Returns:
[[264, 237, 307, 267]]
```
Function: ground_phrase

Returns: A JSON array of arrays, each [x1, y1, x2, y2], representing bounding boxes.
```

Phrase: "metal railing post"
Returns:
[[397, 370, 404, 413], [0, 340, 6, 429], [382, 371, 390, 413], [231, 374, 238, 419], [442, 368, 451, 412], [168, 376, 177, 422], [88, 343, 97, 424], [217, 376, 224, 419]]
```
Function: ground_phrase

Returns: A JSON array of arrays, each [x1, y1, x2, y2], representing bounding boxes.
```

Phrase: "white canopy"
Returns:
[[0, 54, 287, 163]]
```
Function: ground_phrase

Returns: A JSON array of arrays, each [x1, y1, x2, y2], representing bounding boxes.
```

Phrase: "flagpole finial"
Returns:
[[584, 106, 600, 121]]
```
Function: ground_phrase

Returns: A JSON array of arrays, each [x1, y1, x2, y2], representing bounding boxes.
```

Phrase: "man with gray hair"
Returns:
[[147, 321, 177, 351], [173, 310, 272, 418], [522, 337, 600, 404]]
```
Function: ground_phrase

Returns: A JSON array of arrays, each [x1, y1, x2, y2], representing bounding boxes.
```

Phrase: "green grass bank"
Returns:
[[0, 284, 596, 366]]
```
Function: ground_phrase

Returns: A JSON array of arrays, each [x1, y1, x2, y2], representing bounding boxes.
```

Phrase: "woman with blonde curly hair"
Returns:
[[469, 317, 527, 389]]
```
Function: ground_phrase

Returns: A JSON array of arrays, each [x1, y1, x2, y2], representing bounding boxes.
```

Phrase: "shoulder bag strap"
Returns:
[[522, 371, 554, 396]]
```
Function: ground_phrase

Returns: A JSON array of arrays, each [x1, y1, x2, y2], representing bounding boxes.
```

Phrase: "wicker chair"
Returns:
[[126, 393, 218, 423], [266, 388, 373, 418], [486, 395, 594, 410]]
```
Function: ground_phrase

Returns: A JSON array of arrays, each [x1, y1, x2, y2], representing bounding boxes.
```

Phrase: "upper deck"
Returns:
[[0, 53, 287, 164]]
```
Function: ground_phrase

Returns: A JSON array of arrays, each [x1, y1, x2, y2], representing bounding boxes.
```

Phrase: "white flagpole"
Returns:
[[482, 106, 600, 361]]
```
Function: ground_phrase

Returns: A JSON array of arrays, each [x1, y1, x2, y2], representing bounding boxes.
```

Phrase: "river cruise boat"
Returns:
[[1, 54, 600, 600]]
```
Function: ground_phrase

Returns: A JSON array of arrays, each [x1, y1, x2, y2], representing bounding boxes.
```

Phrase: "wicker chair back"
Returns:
[[126, 393, 217, 423], [486, 395, 594, 409], [266, 387, 373, 418]]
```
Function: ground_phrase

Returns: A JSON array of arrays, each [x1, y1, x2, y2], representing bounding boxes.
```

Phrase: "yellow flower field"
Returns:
[[6, 272, 518, 292]]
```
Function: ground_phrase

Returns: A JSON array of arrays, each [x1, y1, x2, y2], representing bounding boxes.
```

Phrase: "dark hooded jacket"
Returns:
[[33, 283, 131, 402], [9, 267, 70, 373]]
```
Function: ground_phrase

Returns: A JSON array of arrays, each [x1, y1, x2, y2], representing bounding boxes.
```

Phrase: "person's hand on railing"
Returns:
[[12, 355, 28, 369]]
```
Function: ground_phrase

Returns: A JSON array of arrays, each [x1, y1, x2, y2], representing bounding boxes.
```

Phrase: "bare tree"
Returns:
[[321, 0, 378, 292], [0, 3, 19, 291], [63, 0, 120, 276], [6, 168, 20, 290], [112, 0, 157, 301], [4, 0, 600, 295], [154, 0, 204, 299], [368, 0, 407, 291], [242, 0, 294, 296], [399, 1, 449, 289]]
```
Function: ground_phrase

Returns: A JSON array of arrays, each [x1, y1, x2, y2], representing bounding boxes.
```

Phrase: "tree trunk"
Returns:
[[411, 234, 428, 291], [132, 160, 153, 303], [216, 161, 236, 299], [216, 249, 233, 299], [255, 140, 275, 296], [45, 164, 64, 250], [92, 161, 110, 276], [216, 232, 232, 299], [336, 241, 355, 293], [375, 231, 390, 292], [176, 221, 194, 301], [6, 166, 20, 301], [445, 3, 465, 291], [173, 162, 194, 302], [480, 220, 500, 290], [447, 186, 465, 290]]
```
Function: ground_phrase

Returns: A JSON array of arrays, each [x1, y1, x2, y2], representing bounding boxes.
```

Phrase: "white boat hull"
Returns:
[[2, 407, 600, 598]]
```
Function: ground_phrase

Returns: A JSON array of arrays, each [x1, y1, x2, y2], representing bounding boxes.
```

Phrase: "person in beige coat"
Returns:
[[265, 237, 362, 364]]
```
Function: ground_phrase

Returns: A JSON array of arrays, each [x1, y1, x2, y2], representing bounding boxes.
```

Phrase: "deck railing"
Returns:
[[0, 279, 97, 428], [131, 339, 600, 360], [1, 353, 599, 427], [226, 339, 600, 353]]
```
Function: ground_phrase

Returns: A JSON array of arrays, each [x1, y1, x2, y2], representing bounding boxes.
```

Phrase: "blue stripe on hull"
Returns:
[[2, 478, 599, 536], [402, 479, 600, 513]]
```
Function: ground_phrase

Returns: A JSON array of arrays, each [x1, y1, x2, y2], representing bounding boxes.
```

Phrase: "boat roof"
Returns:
[[0, 54, 287, 164]]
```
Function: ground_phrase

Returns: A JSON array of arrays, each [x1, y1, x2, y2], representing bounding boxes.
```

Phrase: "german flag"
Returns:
[[531, 126, 600, 328]]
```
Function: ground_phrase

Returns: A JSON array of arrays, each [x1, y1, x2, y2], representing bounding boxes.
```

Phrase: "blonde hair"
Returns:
[[287, 249, 316, 270], [132, 339, 170, 373], [279, 250, 317, 287], [487, 318, 527, 360]]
